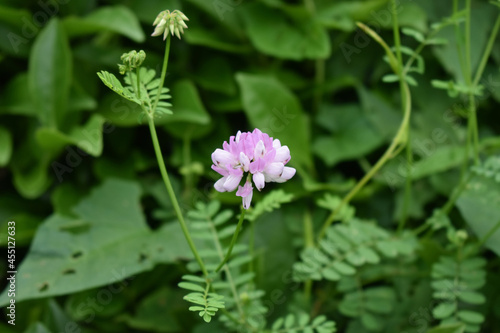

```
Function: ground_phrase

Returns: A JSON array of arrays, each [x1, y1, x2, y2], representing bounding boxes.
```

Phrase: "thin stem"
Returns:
[[147, 117, 208, 277], [136, 67, 141, 100], [464, 0, 472, 86], [473, 14, 500, 87], [453, 0, 468, 84], [391, 0, 403, 75], [303, 209, 314, 302], [476, 220, 500, 249], [391, 0, 413, 233], [249, 219, 255, 274], [215, 208, 246, 272], [182, 134, 193, 197], [152, 35, 171, 114], [319, 24, 412, 239], [318, 83, 410, 238], [313, 59, 325, 113], [399, 138, 413, 232], [442, 172, 472, 214], [207, 215, 245, 319]]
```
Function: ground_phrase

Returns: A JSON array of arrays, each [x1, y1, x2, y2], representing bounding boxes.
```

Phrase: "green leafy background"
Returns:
[[0, 0, 499, 332]]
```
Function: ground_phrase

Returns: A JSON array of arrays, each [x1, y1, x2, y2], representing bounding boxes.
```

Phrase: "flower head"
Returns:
[[151, 9, 189, 40], [212, 129, 296, 209]]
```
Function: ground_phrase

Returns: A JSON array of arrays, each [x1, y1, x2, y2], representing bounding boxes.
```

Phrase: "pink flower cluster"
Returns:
[[211, 129, 296, 209]]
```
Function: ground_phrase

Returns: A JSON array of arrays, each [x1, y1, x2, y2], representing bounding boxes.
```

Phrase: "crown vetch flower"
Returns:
[[212, 129, 296, 209]]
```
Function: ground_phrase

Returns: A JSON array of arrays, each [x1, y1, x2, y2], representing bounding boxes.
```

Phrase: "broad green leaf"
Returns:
[[360, 312, 384, 331], [456, 174, 500, 256], [12, 155, 52, 199], [36, 114, 106, 157], [241, 3, 330, 60], [129, 0, 182, 24], [315, 0, 388, 31], [163, 79, 212, 139], [313, 104, 385, 166], [0, 74, 33, 115], [0, 126, 12, 166], [185, 24, 251, 53], [28, 18, 72, 128], [194, 56, 236, 95], [0, 179, 191, 305], [236, 72, 313, 173], [63, 6, 145, 42]]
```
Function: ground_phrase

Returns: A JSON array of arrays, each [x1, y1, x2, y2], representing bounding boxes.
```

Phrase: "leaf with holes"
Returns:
[[0, 179, 191, 306]]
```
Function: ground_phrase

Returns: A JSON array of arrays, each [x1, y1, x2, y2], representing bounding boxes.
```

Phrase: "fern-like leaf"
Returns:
[[316, 194, 355, 223], [186, 201, 267, 331], [178, 275, 225, 323], [124, 67, 173, 116], [339, 286, 396, 332], [269, 313, 336, 333], [245, 189, 294, 222], [97, 71, 141, 104], [431, 253, 486, 332], [293, 219, 417, 282]]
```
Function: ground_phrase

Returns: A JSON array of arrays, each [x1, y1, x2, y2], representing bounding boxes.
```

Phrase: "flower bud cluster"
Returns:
[[118, 50, 146, 75], [151, 9, 189, 40]]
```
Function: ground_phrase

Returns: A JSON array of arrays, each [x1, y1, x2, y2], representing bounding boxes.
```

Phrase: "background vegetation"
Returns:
[[0, 0, 500, 332]]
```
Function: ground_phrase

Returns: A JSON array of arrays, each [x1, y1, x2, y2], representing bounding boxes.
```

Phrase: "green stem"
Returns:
[[391, 0, 403, 73], [152, 34, 171, 114], [319, 23, 412, 239], [473, 14, 500, 87], [215, 208, 247, 272], [303, 209, 314, 302], [207, 215, 246, 319], [464, 0, 472, 86], [442, 172, 472, 214], [313, 59, 325, 113], [453, 0, 469, 85], [391, 0, 413, 233], [136, 67, 141, 100], [476, 220, 500, 249], [399, 138, 413, 232], [147, 117, 208, 277], [182, 134, 193, 197], [249, 219, 255, 274]]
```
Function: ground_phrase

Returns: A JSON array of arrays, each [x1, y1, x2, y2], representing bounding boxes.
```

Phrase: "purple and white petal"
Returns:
[[223, 174, 243, 192], [253, 172, 265, 191], [264, 162, 284, 179], [274, 146, 290, 163], [214, 177, 227, 192]]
